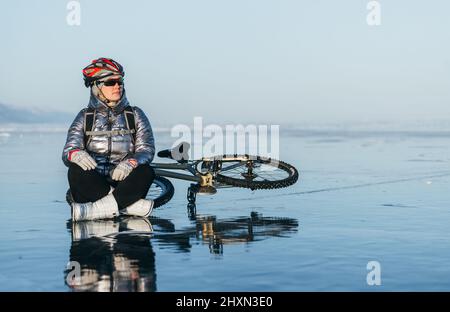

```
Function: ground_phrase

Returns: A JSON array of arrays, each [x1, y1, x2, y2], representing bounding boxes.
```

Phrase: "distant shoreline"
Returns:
[[2, 122, 450, 138]]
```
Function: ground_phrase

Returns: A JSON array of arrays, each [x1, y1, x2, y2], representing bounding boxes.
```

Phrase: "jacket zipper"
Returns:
[[107, 109, 112, 172]]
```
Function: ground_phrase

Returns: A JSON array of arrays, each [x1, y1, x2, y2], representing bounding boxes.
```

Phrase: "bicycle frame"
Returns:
[[150, 156, 246, 188], [150, 161, 202, 183]]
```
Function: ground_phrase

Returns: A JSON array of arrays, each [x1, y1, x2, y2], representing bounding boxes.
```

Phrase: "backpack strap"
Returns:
[[83, 107, 96, 147], [123, 106, 136, 144]]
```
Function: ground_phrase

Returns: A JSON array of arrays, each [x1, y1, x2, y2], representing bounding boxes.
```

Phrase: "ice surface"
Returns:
[[0, 123, 450, 291]]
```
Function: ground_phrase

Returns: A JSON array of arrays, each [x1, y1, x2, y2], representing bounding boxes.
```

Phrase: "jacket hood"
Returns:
[[88, 89, 129, 115]]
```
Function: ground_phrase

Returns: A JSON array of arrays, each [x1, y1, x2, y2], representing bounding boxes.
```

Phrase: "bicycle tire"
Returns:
[[148, 176, 174, 208], [214, 154, 299, 190]]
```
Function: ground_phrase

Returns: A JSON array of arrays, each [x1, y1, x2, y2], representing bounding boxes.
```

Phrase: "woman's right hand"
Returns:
[[68, 149, 97, 171]]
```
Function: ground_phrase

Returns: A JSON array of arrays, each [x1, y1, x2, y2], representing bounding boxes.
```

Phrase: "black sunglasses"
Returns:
[[98, 78, 124, 87]]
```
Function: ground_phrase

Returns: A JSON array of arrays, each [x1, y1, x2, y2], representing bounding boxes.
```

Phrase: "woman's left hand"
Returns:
[[111, 159, 138, 181]]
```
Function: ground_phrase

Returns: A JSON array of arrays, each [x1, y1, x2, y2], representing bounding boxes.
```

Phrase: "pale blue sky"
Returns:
[[1, 0, 450, 125]]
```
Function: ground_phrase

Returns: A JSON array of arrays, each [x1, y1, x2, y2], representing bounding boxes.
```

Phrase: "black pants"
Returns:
[[68, 163, 155, 209]]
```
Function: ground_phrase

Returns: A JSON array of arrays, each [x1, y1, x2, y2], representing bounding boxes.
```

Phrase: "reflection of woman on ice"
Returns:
[[62, 58, 156, 221]]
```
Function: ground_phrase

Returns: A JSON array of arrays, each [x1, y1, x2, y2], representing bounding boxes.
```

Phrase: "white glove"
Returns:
[[69, 149, 97, 171], [111, 159, 138, 181]]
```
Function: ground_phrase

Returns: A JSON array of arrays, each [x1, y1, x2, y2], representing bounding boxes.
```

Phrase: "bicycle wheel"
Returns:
[[214, 154, 299, 190], [146, 176, 174, 208]]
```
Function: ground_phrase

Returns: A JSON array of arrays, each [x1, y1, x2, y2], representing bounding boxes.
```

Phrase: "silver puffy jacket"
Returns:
[[62, 91, 155, 177]]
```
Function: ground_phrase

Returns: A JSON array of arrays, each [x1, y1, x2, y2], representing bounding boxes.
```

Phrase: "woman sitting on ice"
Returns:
[[62, 57, 155, 221]]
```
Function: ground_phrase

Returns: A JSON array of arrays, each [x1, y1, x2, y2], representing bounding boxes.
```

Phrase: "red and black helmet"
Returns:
[[82, 57, 125, 87]]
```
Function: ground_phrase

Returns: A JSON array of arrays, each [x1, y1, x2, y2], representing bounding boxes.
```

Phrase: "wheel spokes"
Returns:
[[219, 160, 289, 182], [220, 161, 248, 173]]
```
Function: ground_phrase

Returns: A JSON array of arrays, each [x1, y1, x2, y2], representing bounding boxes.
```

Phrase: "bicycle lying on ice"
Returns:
[[141, 142, 299, 211]]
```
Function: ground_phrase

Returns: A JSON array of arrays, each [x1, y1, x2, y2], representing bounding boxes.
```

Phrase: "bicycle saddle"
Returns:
[[157, 141, 190, 162]]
